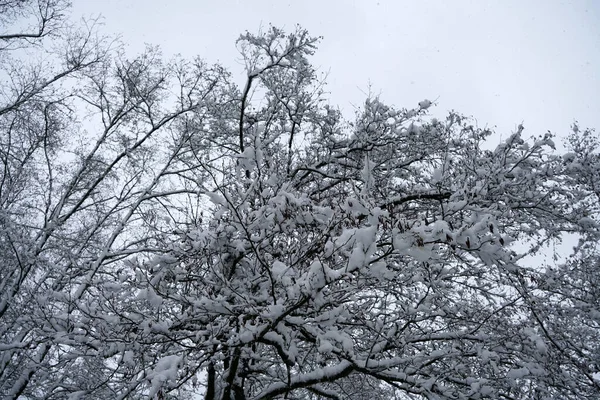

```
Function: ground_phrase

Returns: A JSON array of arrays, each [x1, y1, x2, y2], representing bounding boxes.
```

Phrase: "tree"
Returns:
[[0, 1, 233, 398], [1, 4, 599, 399]]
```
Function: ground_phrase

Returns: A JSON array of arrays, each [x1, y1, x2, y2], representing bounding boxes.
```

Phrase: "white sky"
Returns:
[[73, 0, 600, 144]]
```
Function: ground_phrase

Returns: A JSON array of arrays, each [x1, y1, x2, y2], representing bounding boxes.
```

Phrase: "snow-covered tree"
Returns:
[[0, 2, 233, 398], [1, 4, 599, 399]]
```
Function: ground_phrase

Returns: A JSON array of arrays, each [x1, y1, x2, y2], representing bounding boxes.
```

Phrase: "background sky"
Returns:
[[73, 0, 600, 146]]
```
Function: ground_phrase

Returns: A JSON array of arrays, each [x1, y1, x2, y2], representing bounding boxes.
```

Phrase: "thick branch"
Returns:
[[252, 361, 354, 400]]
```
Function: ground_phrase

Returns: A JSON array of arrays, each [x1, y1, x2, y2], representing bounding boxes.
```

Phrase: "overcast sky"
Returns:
[[73, 0, 600, 144]]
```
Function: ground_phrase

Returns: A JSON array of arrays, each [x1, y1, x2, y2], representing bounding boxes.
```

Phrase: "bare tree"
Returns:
[[0, 2, 232, 398]]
